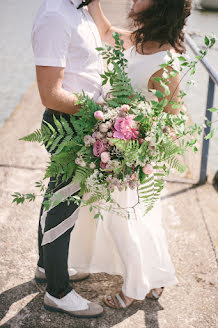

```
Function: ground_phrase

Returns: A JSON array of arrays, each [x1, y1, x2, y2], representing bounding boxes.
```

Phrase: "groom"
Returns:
[[31, 0, 104, 318]]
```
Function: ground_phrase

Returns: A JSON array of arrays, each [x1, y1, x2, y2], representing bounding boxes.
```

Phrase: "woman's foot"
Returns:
[[146, 287, 164, 300], [104, 291, 135, 309]]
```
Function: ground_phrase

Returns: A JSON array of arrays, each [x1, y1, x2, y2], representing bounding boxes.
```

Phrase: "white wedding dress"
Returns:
[[68, 47, 179, 300]]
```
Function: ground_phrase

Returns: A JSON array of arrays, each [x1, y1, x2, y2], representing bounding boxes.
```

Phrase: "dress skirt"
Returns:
[[68, 187, 178, 300]]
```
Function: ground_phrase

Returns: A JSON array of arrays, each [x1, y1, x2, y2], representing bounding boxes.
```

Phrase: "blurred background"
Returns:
[[0, 0, 217, 173]]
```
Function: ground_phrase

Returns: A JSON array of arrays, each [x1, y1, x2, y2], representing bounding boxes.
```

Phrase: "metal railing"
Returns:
[[185, 33, 218, 185]]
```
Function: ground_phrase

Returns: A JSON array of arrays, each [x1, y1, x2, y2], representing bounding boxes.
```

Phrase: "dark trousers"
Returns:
[[37, 109, 78, 298]]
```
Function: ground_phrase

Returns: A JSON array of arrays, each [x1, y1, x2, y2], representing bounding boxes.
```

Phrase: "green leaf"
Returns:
[[208, 107, 218, 112], [204, 36, 209, 46], [150, 89, 164, 98], [159, 98, 168, 107], [205, 129, 215, 140], [178, 56, 187, 62], [190, 67, 196, 75]]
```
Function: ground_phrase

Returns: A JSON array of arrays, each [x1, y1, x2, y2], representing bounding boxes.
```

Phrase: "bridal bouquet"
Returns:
[[12, 33, 217, 218]]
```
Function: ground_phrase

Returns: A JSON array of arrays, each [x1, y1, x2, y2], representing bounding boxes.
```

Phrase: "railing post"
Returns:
[[198, 76, 215, 185]]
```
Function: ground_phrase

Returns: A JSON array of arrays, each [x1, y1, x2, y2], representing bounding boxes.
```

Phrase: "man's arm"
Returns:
[[36, 66, 80, 114], [88, 1, 132, 48]]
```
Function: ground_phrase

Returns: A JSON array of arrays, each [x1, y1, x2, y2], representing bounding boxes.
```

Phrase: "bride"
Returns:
[[68, 0, 191, 309]]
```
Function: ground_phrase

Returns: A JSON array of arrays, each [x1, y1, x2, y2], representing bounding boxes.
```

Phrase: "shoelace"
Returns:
[[72, 290, 89, 305]]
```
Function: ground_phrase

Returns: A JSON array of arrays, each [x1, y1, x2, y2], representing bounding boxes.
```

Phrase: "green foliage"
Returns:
[[45, 151, 77, 182], [13, 33, 218, 217], [167, 157, 186, 173], [19, 129, 43, 143], [72, 166, 92, 184], [97, 32, 136, 107], [161, 140, 185, 160], [138, 172, 164, 214], [12, 192, 36, 204]]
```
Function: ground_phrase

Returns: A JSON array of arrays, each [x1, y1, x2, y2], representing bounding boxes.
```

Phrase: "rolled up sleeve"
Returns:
[[32, 13, 71, 67]]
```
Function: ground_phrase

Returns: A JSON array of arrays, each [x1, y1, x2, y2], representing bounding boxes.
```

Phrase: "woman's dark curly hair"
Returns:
[[129, 0, 192, 54]]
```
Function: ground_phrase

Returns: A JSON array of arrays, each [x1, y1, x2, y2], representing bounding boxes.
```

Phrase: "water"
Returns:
[[0, 0, 43, 126], [0, 0, 217, 173]]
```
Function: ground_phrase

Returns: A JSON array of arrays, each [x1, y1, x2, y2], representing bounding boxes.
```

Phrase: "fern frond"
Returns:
[[19, 129, 43, 143], [72, 166, 92, 184], [85, 193, 104, 205], [54, 135, 73, 154], [167, 156, 186, 173], [138, 167, 165, 214], [60, 116, 74, 135], [109, 139, 139, 153], [53, 115, 65, 135], [49, 135, 63, 153], [162, 140, 183, 160]]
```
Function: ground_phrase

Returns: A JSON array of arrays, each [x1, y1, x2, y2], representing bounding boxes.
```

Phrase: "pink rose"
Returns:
[[121, 104, 130, 112], [101, 151, 110, 163], [142, 164, 153, 175], [93, 140, 107, 157], [94, 111, 104, 120]]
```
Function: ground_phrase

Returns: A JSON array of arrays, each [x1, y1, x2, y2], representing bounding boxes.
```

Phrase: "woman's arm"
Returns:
[[148, 67, 183, 115], [88, 1, 132, 49]]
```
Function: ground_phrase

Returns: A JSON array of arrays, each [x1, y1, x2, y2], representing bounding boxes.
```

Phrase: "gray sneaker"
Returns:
[[35, 266, 90, 283], [44, 290, 103, 318]]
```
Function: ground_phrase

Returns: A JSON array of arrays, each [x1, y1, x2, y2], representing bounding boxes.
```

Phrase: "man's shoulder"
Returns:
[[37, 0, 78, 21]]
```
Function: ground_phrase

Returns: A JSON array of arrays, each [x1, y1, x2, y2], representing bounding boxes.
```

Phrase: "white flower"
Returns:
[[96, 132, 104, 139], [80, 161, 86, 167], [75, 157, 81, 165], [84, 135, 92, 146], [99, 123, 109, 133], [101, 151, 111, 163], [105, 121, 112, 129], [107, 132, 113, 138], [89, 162, 96, 169], [75, 157, 86, 167]]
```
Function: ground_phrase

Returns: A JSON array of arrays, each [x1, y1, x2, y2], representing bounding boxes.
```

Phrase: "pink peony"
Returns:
[[94, 111, 104, 120], [142, 164, 153, 175], [101, 151, 110, 163], [113, 115, 139, 140], [93, 140, 107, 157], [121, 104, 130, 112]]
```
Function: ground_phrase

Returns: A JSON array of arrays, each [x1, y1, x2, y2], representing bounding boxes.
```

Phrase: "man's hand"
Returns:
[[36, 66, 80, 115]]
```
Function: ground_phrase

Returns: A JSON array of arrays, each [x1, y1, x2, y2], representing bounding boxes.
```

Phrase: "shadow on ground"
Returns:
[[0, 274, 163, 328]]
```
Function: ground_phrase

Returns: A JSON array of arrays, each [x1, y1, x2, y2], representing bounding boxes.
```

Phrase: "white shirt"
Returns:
[[31, 0, 104, 101]]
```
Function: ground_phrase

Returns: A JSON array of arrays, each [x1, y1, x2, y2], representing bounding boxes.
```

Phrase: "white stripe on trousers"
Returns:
[[40, 182, 80, 245]]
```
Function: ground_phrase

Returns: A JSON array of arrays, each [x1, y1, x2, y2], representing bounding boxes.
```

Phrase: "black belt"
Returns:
[[46, 108, 68, 116]]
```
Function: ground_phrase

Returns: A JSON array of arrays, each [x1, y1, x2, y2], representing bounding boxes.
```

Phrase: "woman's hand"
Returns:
[[88, 1, 132, 48]]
